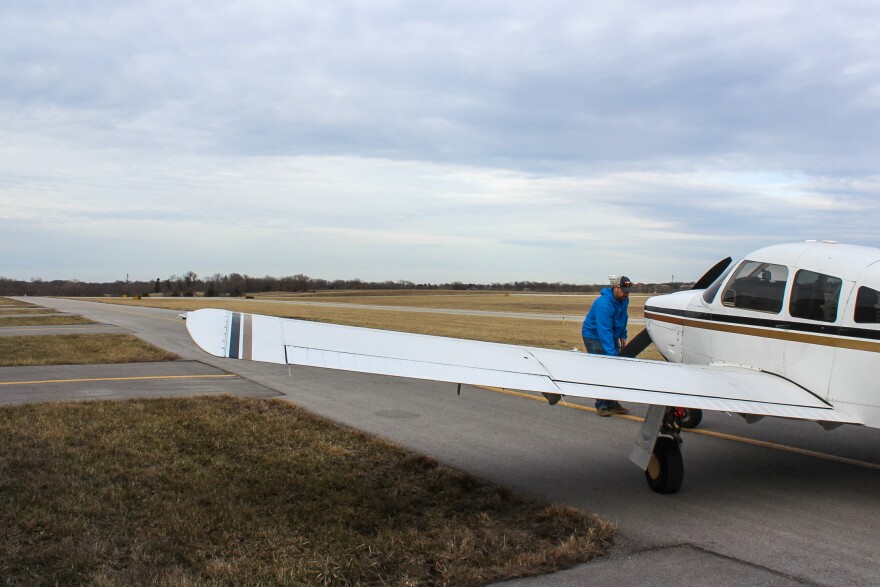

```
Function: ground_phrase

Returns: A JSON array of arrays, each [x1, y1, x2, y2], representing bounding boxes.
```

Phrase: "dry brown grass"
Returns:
[[0, 396, 614, 586], [260, 290, 646, 315], [88, 295, 664, 360], [0, 297, 37, 308], [0, 334, 179, 366], [261, 289, 500, 298], [0, 307, 58, 314], [0, 314, 95, 327], [255, 293, 604, 314]]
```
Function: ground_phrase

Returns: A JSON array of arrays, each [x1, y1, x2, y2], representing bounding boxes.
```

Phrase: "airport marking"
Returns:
[[478, 385, 880, 472], [0, 374, 237, 386]]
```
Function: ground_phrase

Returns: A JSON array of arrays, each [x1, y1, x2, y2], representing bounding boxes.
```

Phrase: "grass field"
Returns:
[[0, 314, 95, 327], [0, 334, 179, 366], [89, 293, 665, 360], [0, 396, 614, 586], [258, 290, 612, 314], [0, 297, 37, 308], [0, 307, 57, 314]]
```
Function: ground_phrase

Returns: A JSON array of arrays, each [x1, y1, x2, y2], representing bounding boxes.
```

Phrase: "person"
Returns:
[[582, 275, 632, 417]]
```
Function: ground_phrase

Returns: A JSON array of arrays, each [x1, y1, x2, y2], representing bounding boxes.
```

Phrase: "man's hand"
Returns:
[[619, 338, 627, 349]]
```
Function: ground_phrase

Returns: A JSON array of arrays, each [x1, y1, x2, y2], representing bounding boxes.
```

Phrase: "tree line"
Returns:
[[0, 272, 680, 297]]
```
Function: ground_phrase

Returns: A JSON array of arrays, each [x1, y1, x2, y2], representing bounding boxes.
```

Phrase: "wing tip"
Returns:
[[186, 308, 231, 358]]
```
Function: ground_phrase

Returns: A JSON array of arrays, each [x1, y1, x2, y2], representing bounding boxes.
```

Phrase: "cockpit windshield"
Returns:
[[720, 260, 789, 313]]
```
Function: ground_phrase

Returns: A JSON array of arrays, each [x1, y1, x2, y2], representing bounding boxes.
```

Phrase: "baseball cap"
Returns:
[[609, 275, 633, 292]]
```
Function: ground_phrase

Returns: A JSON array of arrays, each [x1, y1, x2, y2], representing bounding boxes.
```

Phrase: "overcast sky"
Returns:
[[2, 0, 879, 284]]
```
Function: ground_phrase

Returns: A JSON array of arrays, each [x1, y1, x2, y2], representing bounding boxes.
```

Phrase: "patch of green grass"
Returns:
[[0, 315, 94, 327], [0, 334, 178, 366], [0, 396, 614, 585]]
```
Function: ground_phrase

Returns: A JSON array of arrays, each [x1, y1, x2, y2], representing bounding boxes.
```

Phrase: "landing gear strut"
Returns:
[[630, 405, 685, 494]]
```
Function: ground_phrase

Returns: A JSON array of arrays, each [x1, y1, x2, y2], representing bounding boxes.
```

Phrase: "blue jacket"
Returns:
[[582, 287, 629, 356]]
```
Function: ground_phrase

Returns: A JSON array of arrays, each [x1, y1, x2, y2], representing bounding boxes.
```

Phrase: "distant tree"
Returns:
[[228, 273, 245, 297]]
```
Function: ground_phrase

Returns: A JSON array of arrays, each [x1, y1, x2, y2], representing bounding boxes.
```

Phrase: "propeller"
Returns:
[[690, 256, 734, 290], [618, 256, 732, 359]]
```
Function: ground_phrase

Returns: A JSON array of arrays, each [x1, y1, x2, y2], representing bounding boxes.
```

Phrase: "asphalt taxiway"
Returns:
[[5, 297, 880, 586]]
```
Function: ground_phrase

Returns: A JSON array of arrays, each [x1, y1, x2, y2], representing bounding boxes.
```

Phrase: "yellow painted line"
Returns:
[[477, 385, 880, 471], [684, 427, 880, 470], [0, 374, 236, 387]]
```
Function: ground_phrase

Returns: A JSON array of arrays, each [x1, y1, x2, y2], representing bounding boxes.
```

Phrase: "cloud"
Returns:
[[2, 1, 880, 283]]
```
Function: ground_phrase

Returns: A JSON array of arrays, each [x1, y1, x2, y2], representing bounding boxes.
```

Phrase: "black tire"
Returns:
[[679, 408, 703, 429], [645, 437, 684, 494]]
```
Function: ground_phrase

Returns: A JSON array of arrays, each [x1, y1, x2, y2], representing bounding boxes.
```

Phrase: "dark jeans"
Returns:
[[582, 336, 619, 410]]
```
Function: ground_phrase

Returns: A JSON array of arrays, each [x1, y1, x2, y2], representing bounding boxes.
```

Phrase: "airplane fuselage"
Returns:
[[644, 241, 880, 429]]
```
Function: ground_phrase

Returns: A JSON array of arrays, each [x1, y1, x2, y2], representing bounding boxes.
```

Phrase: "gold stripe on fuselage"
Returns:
[[644, 311, 880, 353], [243, 313, 253, 360]]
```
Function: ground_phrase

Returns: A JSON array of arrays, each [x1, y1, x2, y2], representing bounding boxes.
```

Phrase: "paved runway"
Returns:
[[8, 297, 880, 586]]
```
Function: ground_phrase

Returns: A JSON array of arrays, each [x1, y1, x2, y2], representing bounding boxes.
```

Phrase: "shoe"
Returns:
[[608, 405, 630, 415], [596, 407, 612, 417]]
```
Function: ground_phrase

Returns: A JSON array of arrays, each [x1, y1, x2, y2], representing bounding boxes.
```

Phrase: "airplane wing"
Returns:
[[186, 309, 861, 426]]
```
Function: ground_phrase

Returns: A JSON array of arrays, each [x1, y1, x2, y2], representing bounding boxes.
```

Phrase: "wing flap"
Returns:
[[554, 382, 856, 423]]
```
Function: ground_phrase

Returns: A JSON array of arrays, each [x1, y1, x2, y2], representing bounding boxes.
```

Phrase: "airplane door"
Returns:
[[828, 262, 880, 410], [783, 270, 853, 400], [708, 260, 788, 375]]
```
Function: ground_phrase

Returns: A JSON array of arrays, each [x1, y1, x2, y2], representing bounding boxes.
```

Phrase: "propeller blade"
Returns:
[[619, 328, 652, 358], [691, 256, 732, 290]]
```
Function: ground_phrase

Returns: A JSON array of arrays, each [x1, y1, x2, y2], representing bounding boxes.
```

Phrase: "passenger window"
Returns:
[[854, 287, 880, 324], [789, 270, 842, 322], [721, 261, 788, 313]]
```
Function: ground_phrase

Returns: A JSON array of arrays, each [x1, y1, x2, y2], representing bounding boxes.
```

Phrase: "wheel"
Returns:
[[645, 436, 684, 494], [679, 408, 703, 429]]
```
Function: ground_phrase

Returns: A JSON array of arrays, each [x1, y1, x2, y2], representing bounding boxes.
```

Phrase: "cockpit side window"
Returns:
[[854, 286, 880, 324], [720, 260, 788, 313], [701, 262, 735, 304], [789, 270, 842, 323]]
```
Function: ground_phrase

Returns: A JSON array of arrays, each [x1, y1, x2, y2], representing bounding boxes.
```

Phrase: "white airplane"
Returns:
[[186, 240, 879, 494]]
